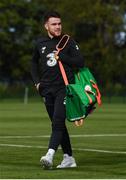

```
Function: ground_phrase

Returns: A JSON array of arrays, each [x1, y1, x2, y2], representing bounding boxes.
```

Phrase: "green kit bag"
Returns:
[[65, 67, 102, 122]]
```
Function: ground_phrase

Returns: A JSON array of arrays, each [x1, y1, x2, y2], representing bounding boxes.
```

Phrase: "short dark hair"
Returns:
[[43, 11, 61, 24]]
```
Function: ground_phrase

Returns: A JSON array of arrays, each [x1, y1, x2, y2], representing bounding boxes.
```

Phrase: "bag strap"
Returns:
[[58, 61, 69, 85], [56, 34, 70, 86], [90, 80, 102, 105]]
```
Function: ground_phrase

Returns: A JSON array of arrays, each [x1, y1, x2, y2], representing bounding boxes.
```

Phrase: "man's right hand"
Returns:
[[74, 119, 84, 127]]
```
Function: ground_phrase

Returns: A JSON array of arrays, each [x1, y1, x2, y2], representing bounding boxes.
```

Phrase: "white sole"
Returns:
[[57, 163, 77, 168]]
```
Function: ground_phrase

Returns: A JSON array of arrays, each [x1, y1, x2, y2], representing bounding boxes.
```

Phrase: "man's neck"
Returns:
[[48, 32, 53, 39], [47, 32, 62, 39]]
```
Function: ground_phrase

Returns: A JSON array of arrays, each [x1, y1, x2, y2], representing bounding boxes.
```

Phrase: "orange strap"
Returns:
[[56, 34, 70, 51], [90, 80, 102, 106], [56, 35, 70, 85], [58, 61, 69, 85]]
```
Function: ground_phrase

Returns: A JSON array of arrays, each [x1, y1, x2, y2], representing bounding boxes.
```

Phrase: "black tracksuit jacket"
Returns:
[[31, 35, 84, 87]]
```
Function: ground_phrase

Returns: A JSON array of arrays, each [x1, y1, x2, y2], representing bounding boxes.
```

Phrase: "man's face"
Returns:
[[44, 17, 62, 38]]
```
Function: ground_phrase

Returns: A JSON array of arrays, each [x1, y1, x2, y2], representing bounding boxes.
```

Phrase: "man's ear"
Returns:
[[44, 23, 48, 30]]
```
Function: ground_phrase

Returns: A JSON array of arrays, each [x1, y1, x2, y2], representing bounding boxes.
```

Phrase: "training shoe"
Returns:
[[40, 153, 53, 169], [57, 154, 77, 168]]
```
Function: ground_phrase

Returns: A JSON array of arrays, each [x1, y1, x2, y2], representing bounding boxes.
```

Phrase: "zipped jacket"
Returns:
[[31, 35, 84, 87]]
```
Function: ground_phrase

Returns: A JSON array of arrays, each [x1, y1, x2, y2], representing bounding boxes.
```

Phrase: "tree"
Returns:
[[0, 0, 126, 95]]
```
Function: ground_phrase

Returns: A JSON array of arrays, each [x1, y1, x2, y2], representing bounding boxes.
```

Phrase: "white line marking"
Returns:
[[0, 143, 46, 149], [0, 135, 50, 138], [72, 148, 126, 154], [0, 134, 126, 138], [0, 143, 126, 154], [71, 134, 126, 137]]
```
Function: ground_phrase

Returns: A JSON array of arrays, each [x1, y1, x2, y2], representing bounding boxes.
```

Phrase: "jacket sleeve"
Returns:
[[58, 38, 84, 68], [31, 42, 40, 85]]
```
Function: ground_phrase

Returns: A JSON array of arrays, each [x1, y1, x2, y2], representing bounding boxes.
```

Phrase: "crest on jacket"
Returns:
[[46, 51, 57, 67]]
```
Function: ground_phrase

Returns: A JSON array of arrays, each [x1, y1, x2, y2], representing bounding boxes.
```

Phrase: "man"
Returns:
[[31, 11, 84, 169]]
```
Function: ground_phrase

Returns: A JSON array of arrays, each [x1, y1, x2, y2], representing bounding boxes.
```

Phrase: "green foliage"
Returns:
[[0, 0, 126, 95]]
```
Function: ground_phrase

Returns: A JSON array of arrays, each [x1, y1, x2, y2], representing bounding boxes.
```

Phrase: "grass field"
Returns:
[[0, 100, 126, 179]]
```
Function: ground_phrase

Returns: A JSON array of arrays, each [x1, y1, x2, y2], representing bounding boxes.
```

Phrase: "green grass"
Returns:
[[0, 101, 126, 179]]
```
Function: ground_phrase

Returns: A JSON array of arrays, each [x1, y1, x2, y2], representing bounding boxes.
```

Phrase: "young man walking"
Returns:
[[31, 11, 84, 169]]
